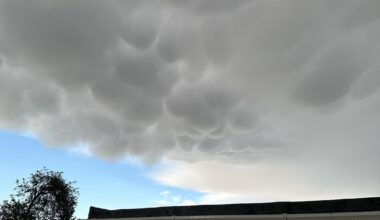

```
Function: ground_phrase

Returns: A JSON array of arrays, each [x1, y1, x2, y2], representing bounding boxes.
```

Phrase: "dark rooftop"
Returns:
[[88, 197, 380, 219]]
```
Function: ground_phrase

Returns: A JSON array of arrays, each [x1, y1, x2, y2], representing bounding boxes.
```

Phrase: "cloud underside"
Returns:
[[0, 0, 380, 201]]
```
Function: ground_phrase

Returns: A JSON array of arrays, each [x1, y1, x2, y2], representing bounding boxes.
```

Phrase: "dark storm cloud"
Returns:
[[0, 0, 379, 171]]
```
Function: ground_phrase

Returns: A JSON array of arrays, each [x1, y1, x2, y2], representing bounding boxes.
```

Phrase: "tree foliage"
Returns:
[[0, 168, 79, 220]]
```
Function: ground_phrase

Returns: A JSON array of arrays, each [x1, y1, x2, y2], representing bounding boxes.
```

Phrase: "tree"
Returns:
[[0, 168, 79, 220]]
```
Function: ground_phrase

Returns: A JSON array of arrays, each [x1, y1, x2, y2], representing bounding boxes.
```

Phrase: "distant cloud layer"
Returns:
[[0, 0, 380, 201]]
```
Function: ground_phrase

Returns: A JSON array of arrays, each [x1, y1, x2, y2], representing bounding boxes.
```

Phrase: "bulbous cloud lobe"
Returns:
[[1, 0, 380, 166]]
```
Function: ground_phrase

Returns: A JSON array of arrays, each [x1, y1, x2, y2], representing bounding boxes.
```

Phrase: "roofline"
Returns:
[[88, 197, 380, 219]]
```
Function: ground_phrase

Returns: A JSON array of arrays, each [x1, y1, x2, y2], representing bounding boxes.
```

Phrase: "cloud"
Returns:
[[153, 157, 380, 203], [0, 0, 380, 199], [152, 191, 195, 207]]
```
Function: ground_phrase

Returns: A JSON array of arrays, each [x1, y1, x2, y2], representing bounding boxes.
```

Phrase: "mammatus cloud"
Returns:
[[0, 0, 380, 201]]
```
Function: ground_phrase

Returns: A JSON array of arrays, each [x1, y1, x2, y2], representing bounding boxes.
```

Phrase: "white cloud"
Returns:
[[152, 191, 195, 207], [153, 158, 380, 204]]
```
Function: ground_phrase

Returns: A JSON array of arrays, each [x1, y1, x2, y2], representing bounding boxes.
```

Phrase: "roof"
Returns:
[[88, 197, 380, 219]]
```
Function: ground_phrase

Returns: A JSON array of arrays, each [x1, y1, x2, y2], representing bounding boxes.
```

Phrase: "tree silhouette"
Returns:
[[0, 168, 79, 220]]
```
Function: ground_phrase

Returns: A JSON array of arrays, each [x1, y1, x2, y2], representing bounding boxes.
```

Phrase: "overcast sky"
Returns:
[[1, 0, 380, 218]]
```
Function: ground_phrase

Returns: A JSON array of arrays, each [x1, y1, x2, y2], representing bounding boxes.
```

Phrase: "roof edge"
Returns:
[[88, 197, 380, 219]]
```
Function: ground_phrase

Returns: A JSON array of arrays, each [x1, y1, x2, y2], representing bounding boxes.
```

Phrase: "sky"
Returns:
[[0, 0, 380, 219], [0, 130, 202, 218]]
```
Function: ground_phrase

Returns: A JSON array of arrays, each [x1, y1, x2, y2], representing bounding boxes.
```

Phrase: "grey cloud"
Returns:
[[166, 0, 253, 15], [340, 1, 380, 29], [200, 82, 240, 110], [0, 0, 121, 88], [294, 23, 380, 106], [295, 42, 363, 106], [200, 19, 234, 65], [227, 103, 258, 133], [121, 8, 163, 50], [156, 15, 205, 69], [115, 50, 161, 88], [0, 66, 62, 129], [351, 67, 380, 99], [0, 0, 380, 170]]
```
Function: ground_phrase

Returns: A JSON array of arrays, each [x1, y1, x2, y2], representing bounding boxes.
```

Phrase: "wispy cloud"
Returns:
[[152, 191, 195, 207]]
